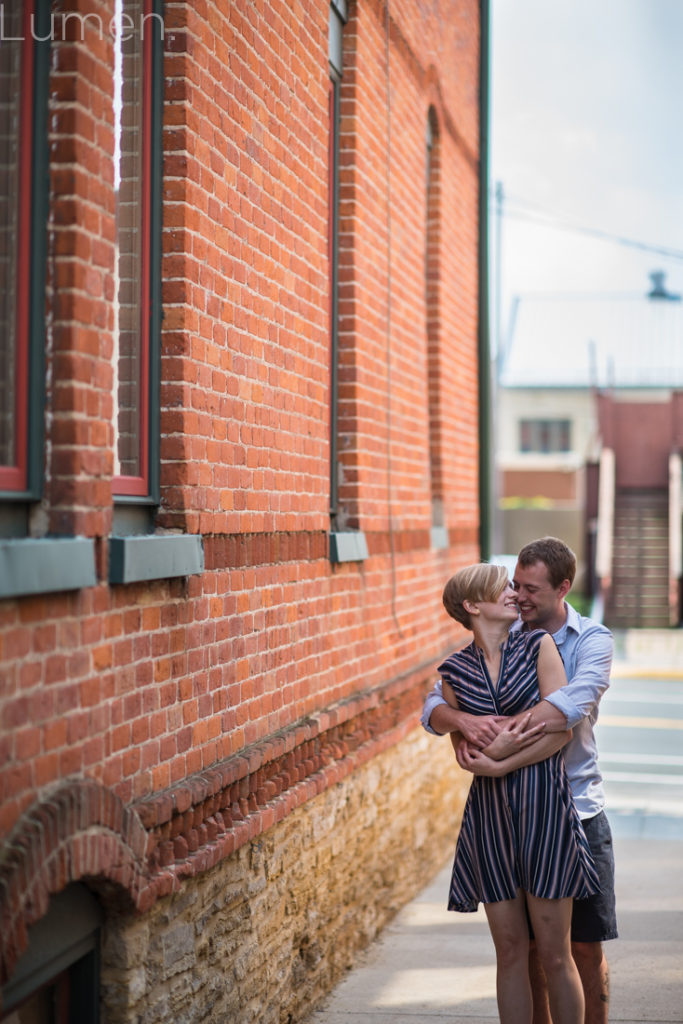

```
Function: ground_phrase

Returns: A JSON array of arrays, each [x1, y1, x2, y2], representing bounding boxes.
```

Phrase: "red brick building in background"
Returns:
[[0, 2, 487, 1020]]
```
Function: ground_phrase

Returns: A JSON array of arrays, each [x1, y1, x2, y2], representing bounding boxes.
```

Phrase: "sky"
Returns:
[[490, 0, 683, 353]]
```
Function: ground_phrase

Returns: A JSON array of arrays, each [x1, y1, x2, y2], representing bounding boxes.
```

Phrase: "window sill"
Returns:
[[109, 534, 204, 584], [0, 537, 96, 599], [329, 531, 369, 564], [430, 525, 450, 550]]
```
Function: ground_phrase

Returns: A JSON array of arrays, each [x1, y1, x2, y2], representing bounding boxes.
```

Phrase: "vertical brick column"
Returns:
[[48, 0, 116, 543]]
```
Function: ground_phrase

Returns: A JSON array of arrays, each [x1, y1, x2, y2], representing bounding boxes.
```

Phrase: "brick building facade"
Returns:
[[0, 2, 485, 1020]]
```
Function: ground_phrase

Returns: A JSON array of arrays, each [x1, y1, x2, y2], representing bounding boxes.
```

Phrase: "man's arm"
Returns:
[[544, 625, 613, 727], [515, 699, 569, 733], [514, 625, 613, 732]]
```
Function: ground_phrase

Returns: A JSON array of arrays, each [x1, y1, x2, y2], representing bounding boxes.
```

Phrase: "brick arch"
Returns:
[[424, 67, 478, 169], [0, 778, 148, 987]]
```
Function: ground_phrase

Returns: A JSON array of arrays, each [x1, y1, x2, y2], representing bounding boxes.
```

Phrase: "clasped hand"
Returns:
[[450, 712, 546, 776]]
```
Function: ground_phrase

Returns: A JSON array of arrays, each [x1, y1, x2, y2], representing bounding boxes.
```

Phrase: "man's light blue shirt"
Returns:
[[421, 602, 613, 818]]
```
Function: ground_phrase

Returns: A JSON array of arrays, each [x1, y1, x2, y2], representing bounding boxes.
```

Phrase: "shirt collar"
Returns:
[[552, 601, 581, 644], [561, 602, 581, 634], [511, 601, 580, 642]]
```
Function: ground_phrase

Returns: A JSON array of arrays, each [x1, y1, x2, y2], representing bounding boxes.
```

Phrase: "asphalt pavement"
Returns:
[[305, 630, 683, 1024]]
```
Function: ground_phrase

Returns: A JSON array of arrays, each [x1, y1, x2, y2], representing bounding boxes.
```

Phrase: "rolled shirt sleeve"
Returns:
[[421, 677, 448, 734], [544, 620, 613, 729]]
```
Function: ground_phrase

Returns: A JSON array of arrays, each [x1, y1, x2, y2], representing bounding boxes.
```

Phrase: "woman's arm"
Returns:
[[450, 712, 544, 761], [536, 633, 568, 698], [503, 634, 571, 733], [456, 729, 572, 777]]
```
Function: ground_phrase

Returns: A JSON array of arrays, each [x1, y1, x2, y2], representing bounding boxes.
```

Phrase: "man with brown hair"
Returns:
[[422, 537, 617, 1024]]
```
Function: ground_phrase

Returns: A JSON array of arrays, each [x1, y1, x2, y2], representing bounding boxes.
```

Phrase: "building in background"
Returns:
[[0, 2, 487, 1020], [496, 271, 683, 627]]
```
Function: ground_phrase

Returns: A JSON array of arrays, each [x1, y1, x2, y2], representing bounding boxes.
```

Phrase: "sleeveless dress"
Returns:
[[439, 629, 600, 912]]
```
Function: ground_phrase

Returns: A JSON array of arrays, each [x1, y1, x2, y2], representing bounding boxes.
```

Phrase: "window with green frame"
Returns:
[[328, 0, 344, 532], [0, 0, 49, 527], [327, 0, 367, 564], [108, 2, 203, 583], [111, 0, 164, 514]]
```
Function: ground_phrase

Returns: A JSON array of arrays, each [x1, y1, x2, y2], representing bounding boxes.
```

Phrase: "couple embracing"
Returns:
[[422, 538, 617, 1024]]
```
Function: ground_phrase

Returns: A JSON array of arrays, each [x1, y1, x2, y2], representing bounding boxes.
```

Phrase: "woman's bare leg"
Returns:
[[484, 893, 532, 1024], [526, 895, 584, 1024], [529, 944, 552, 1024]]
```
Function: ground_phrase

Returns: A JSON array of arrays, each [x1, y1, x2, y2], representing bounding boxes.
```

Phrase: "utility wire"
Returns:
[[492, 191, 683, 262]]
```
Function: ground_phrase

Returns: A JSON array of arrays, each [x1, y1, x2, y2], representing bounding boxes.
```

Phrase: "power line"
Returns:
[[492, 191, 683, 262]]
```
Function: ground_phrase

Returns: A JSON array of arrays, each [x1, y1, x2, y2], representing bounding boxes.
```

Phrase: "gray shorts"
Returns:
[[571, 810, 618, 943], [527, 810, 618, 944]]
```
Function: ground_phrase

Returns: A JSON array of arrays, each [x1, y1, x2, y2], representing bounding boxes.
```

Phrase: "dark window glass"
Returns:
[[519, 418, 571, 453], [426, 108, 443, 527], [113, 0, 161, 498], [0, 3, 33, 492], [328, 3, 344, 525], [116, 1, 146, 480]]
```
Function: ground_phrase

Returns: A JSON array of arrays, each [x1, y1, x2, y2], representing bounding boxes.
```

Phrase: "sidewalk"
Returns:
[[305, 834, 683, 1024], [305, 628, 683, 1023], [612, 627, 683, 671]]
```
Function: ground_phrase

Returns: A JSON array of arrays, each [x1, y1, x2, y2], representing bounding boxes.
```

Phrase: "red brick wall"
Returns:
[[336, 2, 480, 534], [0, 0, 482, 983]]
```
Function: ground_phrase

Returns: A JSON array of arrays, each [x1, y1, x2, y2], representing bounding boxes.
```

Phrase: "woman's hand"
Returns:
[[456, 727, 573, 777], [456, 742, 504, 777], [480, 712, 546, 760]]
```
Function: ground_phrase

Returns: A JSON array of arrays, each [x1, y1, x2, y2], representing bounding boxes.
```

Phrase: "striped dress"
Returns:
[[439, 629, 600, 913]]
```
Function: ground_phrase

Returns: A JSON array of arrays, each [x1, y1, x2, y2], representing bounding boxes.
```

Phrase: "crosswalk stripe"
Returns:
[[603, 771, 683, 786], [598, 714, 683, 730], [599, 752, 683, 767], [606, 693, 683, 706]]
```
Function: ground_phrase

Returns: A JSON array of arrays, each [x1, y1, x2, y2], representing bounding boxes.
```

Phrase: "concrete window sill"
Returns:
[[109, 534, 204, 584], [0, 537, 97, 599], [329, 531, 369, 564], [430, 525, 450, 550]]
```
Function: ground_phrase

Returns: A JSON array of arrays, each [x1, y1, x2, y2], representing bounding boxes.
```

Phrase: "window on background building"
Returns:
[[0, 1, 49, 524], [112, 0, 163, 513], [519, 418, 571, 454]]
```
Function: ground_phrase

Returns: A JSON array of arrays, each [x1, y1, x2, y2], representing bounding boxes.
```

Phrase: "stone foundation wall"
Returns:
[[100, 728, 467, 1024]]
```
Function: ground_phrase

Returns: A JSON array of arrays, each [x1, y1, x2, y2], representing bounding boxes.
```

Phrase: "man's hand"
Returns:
[[446, 712, 509, 748]]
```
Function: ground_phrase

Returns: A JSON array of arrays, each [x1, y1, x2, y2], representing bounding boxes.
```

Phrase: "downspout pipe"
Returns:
[[477, 0, 492, 560]]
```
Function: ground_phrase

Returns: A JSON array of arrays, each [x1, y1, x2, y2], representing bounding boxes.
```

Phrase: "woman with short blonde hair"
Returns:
[[442, 562, 509, 628], [438, 563, 598, 1024]]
